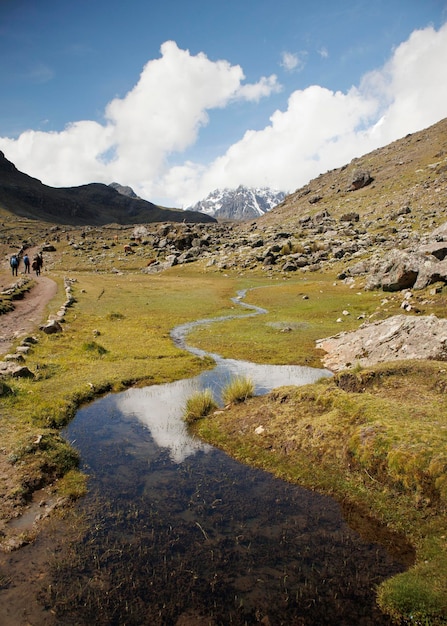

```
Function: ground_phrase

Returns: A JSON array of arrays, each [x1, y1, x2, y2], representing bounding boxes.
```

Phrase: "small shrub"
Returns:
[[183, 388, 218, 424], [82, 341, 108, 356], [222, 376, 254, 405], [106, 312, 125, 321]]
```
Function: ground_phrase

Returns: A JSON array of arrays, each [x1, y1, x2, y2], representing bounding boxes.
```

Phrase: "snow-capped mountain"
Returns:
[[187, 185, 286, 220]]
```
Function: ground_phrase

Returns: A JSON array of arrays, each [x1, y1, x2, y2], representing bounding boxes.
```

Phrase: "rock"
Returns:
[[349, 170, 373, 191], [282, 261, 298, 272], [309, 195, 322, 204], [340, 212, 360, 222], [4, 353, 24, 362], [10, 366, 35, 379], [40, 320, 63, 334], [419, 242, 447, 260], [316, 314, 447, 371], [365, 248, 447, 291]]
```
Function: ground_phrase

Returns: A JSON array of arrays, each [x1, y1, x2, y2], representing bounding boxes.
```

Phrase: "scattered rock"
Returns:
[[349, 169, 373, 191]]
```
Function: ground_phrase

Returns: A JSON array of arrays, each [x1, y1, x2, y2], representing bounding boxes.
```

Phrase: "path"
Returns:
[[0, 276, 58, 356]]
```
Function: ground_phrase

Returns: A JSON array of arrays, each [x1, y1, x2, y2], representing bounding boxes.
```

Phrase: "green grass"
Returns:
[[187, 275, 405, 366]]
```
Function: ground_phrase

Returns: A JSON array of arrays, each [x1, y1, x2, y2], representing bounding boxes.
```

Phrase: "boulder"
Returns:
[[40, 320, 63, 334], [349, 170, 373, 191], [365, 249, 447, 291], [316, 314, 447, 371]]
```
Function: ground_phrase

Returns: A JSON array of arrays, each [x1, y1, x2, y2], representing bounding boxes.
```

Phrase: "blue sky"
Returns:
[[1, 0, 447, 207]]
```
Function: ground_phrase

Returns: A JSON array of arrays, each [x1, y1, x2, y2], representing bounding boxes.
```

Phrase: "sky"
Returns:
[[1, 0, 447, 209]]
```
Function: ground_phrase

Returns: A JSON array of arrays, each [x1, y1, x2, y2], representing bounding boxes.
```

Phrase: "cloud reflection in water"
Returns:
[[115, 357, 331, 464]]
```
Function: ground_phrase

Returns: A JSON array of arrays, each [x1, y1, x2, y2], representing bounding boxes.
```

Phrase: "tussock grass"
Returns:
[[222, 375, 254, 405], [183, 388, 218, 423], [56, 469, 88, 500], [81, 340, 108, 356]]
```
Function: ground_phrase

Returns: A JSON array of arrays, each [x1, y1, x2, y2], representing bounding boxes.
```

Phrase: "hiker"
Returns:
[[23, 254, 30, 273], [10, 254, 19, 276], [32, 253, 43, 276]]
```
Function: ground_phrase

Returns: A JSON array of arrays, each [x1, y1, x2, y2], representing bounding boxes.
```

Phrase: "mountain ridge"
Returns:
[[0, 152, 216, 226]]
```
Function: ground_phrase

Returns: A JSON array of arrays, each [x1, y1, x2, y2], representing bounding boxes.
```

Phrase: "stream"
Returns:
[[45, 289, 408, 624]]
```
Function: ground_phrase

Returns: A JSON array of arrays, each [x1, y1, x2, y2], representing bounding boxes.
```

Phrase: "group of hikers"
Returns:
[[9, 251, 43, 277]]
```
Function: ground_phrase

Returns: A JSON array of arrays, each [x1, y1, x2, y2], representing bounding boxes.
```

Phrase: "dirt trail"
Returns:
[[0, 275, 58, 356]]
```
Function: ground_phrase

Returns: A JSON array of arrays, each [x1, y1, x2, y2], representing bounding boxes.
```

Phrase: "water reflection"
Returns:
[[115, 360, 331, 464]]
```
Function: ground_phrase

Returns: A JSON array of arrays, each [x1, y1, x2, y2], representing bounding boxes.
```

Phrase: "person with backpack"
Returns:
[[23, 254, 30, 273], [10, 254, 19, 276]]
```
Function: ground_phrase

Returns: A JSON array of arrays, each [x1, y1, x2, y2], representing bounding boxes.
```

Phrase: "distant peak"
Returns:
[[187, 185, 286, 220]]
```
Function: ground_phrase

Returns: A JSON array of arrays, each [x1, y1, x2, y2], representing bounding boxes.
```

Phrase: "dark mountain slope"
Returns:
[[0, 152, 215, 226]]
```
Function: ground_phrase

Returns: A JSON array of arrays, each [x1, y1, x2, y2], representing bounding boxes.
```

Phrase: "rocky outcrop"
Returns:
[[316, 314, 447, 371], [364, 224, 447, 291]]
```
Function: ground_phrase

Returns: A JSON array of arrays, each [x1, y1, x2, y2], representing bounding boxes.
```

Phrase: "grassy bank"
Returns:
[[1, 261, 446, 623], [191, 359, 447, 624]]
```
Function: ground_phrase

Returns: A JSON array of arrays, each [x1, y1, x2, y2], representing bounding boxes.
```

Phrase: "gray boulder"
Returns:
[[365, 248, 447, 291], [316, 314, 447, 371], [40, 320, 63, 334]]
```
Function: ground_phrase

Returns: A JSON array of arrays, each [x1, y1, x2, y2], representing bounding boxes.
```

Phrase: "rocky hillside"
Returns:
[[131, 118, 447, 285], [0, 152, 215, 226], [187, 185, 285, 220]]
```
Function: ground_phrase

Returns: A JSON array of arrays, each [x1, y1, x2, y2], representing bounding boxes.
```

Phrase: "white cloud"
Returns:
[[1, 24, 447, 208], [0, 41, 279, 201], [280, 51, 306, 72], [175, 22, 447, 204]]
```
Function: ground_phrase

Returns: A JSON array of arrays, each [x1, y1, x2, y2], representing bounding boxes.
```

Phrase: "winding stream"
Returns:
[[50, 288, 408, 625]]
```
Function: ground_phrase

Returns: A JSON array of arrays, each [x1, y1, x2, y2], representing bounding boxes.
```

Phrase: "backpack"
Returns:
[[10, 255, 18, 267]]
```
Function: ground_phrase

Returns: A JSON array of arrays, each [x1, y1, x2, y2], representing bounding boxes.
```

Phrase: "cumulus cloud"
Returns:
[[174, 22, 447, 204], [1, 24, 447, 208], [0, 41, 279, 202]]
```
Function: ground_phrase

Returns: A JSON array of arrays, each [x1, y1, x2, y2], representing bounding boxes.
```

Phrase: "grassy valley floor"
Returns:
[[0, 257, 446, 624]]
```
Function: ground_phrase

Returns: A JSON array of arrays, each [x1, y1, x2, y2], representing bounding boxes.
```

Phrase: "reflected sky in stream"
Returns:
[[115, 359, 331, 464]]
